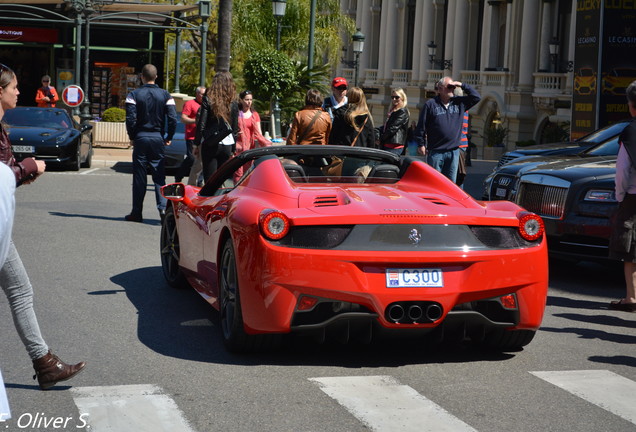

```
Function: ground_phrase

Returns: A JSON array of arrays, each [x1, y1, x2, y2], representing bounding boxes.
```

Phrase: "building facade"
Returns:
[[339, 0, 577, 158]]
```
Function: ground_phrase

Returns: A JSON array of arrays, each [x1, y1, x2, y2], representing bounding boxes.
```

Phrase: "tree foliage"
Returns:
[[161, 0, 355, 126], [243, 49, 297, 101]]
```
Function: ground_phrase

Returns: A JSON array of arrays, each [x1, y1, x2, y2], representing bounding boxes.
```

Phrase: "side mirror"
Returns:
[[80, 123, 93, 132], [162, 183, 185, 200]]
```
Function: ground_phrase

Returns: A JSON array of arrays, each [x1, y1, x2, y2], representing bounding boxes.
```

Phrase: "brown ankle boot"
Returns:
[[32, 351, 86, 390]]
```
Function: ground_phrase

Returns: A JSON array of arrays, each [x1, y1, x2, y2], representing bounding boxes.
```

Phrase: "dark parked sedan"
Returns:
[[483, 132, 622, 201], [513, 157, 617, 262], [495, 120, 629, 167], [5, 107, 93, 171], [164, 121, 187, 173]]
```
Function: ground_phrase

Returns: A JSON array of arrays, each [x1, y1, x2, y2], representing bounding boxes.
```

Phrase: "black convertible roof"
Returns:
[[236, 145, 401, 162]]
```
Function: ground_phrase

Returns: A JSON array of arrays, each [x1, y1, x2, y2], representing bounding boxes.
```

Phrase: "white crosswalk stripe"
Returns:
[[531, 370, 636, 425], [309, 375, 478, 432], [71, 384, 196, 432]]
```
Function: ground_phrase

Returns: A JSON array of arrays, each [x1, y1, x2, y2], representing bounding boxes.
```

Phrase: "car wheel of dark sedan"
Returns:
[[69, 144, 81, 171], [81, 141, 92, 168], [160, 207, 188, 289], [482, 329, 536, 352]]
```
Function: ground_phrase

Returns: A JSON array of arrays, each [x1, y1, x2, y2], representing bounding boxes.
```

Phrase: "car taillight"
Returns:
[[517, 211, 544, 241], [500, 294, 517, 309], [259, 210, 290, 240]]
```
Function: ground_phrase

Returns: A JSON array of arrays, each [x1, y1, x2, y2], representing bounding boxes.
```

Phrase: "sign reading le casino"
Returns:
[[572, 1, 636, 139]]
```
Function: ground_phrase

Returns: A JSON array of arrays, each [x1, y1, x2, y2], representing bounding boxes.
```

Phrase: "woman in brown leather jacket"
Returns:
[[287, 89, 332, 145], [0, 63, 85, 390]]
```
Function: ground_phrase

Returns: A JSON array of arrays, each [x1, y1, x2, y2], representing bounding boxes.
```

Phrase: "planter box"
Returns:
[[90, 121, 131, 148]]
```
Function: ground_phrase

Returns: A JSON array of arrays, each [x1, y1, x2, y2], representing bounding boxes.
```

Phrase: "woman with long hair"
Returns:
[[195, 71, 239, 181], [377, 88, 410, 155], [234, 90, 271, 181], [0, 63, 85, 390], [342, 87, 376, 147]]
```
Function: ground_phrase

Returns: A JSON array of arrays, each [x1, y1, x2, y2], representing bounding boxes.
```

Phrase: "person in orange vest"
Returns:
[[35, 75, 58, 107]]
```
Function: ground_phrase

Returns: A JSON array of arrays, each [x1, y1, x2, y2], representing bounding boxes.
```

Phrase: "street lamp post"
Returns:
[[549, 37, 559, 73], [352, 29, 365, 87], [271, 0, 287, 139], [427, 40, 437, 69], [199, 0, 211, 87]]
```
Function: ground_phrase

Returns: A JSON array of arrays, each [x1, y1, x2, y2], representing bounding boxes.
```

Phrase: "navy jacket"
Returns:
[[125, 84, 177, 141], [414, 84, 481, 152]]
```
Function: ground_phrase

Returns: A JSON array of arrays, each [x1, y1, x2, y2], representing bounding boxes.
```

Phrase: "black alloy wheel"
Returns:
[[219, 239, 249, 351], [69, 144, 81, 171], [218, 239, 280, 352], [160, 207, 188, 289], [81, 140, 92, 168]]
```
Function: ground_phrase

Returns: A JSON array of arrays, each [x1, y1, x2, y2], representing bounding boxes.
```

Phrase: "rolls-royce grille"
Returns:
[[517, 183, 568, 219]]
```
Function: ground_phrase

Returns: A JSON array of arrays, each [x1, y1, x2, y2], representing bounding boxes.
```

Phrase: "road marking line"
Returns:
[[309, 375, 477, 432], [531, 370, 636, 424], [71, 384, 196, 432], [80, 168, 100, 175]]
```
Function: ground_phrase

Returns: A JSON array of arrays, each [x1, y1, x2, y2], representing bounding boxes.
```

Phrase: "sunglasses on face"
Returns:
[[335, 86, 347, 91], [446, 84, 456, 90], [391, 96, 400, 100], [42, 80, 49, 83]]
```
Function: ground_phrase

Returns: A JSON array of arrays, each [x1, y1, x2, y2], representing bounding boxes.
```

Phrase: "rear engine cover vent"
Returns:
[[314, 195, 340, 207], [422, 196, 450, 206]]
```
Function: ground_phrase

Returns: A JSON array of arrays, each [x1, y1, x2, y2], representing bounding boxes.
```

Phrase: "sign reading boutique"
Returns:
[[0, 26, 58, 43]]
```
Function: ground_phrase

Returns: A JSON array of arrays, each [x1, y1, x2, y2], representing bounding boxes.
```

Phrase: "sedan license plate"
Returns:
[[386, 268, 444, 288], [12, 145, 34, 153], [495, 187, 507, 198]]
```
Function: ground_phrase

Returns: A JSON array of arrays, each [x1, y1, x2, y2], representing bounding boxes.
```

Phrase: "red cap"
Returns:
[[332, 77, 348, 88]]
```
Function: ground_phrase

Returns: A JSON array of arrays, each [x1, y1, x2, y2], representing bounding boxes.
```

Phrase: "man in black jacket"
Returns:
[[323, 77, 349, 145], [124, 64, 177, 223]]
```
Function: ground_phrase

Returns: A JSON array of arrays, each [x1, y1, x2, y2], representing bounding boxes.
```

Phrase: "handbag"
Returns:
[[322, 116, 369, 176], [202, 118, 232, 150]]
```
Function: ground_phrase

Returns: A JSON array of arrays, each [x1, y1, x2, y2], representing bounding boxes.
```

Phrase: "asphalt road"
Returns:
[[0, 162, 634, 432]]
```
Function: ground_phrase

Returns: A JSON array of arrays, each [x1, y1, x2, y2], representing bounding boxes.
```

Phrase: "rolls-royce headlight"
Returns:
[[584, 189, 617, 202]]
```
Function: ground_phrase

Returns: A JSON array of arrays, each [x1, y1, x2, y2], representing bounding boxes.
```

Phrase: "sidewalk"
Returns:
[[92, 146, 132, 167]]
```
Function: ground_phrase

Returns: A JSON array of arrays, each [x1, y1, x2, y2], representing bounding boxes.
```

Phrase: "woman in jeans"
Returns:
[[0, 63, 85, 390]]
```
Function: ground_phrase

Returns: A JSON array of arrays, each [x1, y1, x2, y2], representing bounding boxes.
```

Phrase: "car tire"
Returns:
[[160, 206, 188, 289], [219, 239, 280, 352], [69, 144, 81, 171], [482, 329, 536, 352], [81, 141, 92, 168]]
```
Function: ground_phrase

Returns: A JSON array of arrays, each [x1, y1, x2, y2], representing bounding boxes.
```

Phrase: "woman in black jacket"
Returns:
[[195, 71, 239, 181], [341, 87, 376, 147], [378, 87, 410, 155]]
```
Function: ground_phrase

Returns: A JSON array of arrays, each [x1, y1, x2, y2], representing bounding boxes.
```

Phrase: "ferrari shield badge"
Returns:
[[409, 228, 422, 245]]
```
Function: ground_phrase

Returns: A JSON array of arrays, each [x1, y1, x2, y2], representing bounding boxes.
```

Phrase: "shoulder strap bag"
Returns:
[[350, 116, 369, 147], [296, 110, 323, 145]]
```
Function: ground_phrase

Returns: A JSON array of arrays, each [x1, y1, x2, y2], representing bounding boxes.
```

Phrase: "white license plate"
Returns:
[[12, 145, 34, 153], [495, 187, 507, 198], [386, 268, 444, 288]]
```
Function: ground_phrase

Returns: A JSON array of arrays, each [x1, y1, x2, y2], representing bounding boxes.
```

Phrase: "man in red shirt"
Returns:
[[177, 86, 205, 183], [35, 75, 58, 107]]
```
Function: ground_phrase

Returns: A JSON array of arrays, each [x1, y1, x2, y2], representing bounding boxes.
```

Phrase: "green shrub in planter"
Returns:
[[516, 139, 536, 147], [101, 107, 126, 122]]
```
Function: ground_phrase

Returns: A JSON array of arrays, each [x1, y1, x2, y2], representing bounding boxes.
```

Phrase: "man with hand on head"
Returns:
[[414, 77, 481, 183]]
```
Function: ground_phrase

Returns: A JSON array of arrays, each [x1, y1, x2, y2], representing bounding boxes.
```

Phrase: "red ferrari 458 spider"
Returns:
[[160, 145, 548, 353]]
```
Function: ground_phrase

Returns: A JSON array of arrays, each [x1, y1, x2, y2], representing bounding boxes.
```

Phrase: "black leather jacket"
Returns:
[[379, 107, 410, 146]]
